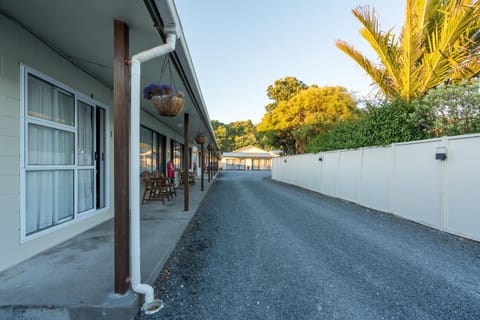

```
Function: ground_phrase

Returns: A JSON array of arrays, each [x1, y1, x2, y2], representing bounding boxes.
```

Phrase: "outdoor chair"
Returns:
[[141, 171, 169, 204], [158, 175, 176, 199], [179, 169, 196, 185]]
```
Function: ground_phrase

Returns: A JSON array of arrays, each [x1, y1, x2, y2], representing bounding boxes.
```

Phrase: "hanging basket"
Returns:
[[150, 93, 184, 117], [195, 134, 208, 145]]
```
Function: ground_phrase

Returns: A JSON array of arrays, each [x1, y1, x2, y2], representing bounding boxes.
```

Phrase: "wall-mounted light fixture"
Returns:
[[435, 146, 447, 160], [318, 156, 323, 162]]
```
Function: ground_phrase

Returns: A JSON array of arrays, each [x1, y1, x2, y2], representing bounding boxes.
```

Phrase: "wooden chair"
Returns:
[[158, 175, 176, 199], [188, 170, 196, 185], [179, 169, 195, 185], [141, 171, 169, 204], [141, 171, 154, 204]]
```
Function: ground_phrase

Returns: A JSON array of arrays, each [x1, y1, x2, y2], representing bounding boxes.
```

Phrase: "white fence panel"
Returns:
[[297, 156, 311, 188], [337, 150, 362, 203], [282, 157, 294, 185], [271, 158, 279, 180], [320, 151, 339, 197], [298, 156, 313, 191], [445, 136, 480, 240], [310, 155, 323, 193], [358, 147, 392, 212], [392, 141, 442, 228]]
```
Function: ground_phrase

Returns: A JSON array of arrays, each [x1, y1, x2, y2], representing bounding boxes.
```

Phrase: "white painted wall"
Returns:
[[272, 134, 480, 241], [0, 15, 114, 272]]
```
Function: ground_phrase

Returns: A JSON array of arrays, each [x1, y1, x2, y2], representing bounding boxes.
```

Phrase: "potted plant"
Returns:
[[143, 84, 184, 117]]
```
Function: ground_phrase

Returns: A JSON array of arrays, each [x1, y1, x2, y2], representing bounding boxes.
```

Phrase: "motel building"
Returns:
[[0, 0, 220, 317]]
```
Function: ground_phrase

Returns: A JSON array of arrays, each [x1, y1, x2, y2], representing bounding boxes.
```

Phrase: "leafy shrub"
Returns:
[[411, 81, 480, 137], [307, 98, 427, 153]]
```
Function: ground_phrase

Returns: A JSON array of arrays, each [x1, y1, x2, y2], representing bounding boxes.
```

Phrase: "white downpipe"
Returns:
[[129, 32, 177, 309]]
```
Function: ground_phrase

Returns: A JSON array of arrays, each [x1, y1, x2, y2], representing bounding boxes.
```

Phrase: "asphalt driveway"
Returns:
[[139, 171, 480, 320]]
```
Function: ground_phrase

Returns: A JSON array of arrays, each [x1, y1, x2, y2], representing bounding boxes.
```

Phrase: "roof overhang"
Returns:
[[0, 0, 217, 148], [222, 153, 278, 159]]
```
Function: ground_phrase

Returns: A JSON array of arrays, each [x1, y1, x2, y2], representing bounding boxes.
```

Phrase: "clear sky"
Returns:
[[175, 0, 405, 124]]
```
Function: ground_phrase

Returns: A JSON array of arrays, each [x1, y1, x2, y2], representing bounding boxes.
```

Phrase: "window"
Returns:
[[140, 126, 165, 174], [252, 159, 271, 170], [225, 158, 246, 170], [171, 140, 184, 170], [22, 66, 108, 239]]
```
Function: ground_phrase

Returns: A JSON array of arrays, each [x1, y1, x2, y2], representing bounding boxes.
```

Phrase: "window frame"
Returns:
[[20, 64, 110, 243]]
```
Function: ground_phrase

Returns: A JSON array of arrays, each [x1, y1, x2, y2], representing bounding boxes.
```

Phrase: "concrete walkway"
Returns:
[[0, 176, 215, 320]]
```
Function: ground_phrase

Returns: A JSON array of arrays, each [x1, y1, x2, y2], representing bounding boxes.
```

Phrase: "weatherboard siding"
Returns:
[[0, 15, 114, 272]]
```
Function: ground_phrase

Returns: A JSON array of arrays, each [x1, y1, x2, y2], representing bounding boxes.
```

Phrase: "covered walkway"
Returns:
[[0, 177, 215, 320]]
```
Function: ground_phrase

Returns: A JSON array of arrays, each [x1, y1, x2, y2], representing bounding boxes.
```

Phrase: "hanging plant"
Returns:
[[194, 129, 208, 145], [143, 84, 173, 98], [143, 84, 184, 117], [143, 56, 185, 117]]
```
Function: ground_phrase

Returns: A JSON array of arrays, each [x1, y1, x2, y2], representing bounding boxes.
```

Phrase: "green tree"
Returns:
[[211, 120, 260, 152], [258, 84, 357, 153], [230, 120, 258, 149], [336, 0, 480, 102], [211, 120, 232, 152], [411, 81, 480, 136], [258, 77, 307, 154], [265, 76, 308, 112]]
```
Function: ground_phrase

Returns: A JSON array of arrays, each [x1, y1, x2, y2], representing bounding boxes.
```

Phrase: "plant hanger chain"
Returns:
[[158, 55, 177, 90]]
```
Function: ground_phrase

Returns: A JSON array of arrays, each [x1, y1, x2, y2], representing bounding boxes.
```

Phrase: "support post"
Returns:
[[113, 20, 130, 294], [183, 113, 189, 211], [208, 146, 211, 183], [200, 144, 204, 191]]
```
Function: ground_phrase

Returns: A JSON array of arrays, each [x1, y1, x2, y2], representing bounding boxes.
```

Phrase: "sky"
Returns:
[[175, 0, 405, 124]]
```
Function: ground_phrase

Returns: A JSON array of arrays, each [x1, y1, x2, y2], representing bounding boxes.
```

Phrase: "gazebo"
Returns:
[[221, 146, 278, 170]]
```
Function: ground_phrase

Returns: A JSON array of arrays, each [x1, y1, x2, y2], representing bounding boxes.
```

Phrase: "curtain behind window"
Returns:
[[28, 75, 74, 126], [77, 101, 94, 213], [26, 170, 74, 234], [26, 75, 75, 234]]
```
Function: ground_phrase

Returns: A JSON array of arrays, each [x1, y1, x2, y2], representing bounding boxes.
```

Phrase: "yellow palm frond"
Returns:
[[399, 0, 427, 100], [338, 0, 480, 101], [420, 0, 480, 92], [335, 40, 397, 98], [351, 6, 402, 88]]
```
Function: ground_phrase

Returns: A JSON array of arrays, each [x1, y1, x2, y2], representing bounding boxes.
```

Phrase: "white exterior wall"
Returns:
[[0, 15, 114, 271], [272, 134, 480, 241]]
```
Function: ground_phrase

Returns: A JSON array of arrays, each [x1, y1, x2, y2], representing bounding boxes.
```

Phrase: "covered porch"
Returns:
[[0, 0, 219, 317], [0, 177, 216, 319]]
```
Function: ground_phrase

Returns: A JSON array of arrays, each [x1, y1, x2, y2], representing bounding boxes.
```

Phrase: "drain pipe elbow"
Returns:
[[133, 33, 177, 64], [129, 32, 177, 313]]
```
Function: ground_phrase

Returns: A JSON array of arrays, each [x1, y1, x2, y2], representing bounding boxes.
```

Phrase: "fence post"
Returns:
[[440, 136, 448, 231]]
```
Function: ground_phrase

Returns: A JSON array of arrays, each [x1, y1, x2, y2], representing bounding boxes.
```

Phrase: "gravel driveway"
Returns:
[[138, 171, 480, 320]]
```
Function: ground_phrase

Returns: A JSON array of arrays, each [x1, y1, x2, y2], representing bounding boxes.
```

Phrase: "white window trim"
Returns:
[[20, 64, 110, 243]]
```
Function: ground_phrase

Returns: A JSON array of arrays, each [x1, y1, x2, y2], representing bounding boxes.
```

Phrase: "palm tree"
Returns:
[[336, 0, 480, 102]]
